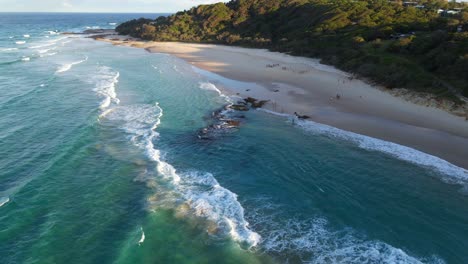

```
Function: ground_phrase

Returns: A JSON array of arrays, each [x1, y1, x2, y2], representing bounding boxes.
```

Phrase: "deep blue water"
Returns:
[[1, 13, 468, 264]]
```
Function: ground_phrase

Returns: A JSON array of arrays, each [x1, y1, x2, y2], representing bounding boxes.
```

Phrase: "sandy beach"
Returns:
[[96, 35, 468, 169]]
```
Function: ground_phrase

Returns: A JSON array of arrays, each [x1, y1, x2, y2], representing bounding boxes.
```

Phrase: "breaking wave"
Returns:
[[56, 56, 88, 73], [101, 103, 260, 248], [246, 198, 444, 264], [138, 227, 145, 245], [0, 197, 9, 207], [0, 48, 18, 52], [198, 82, 233, 104], [92, 66, 120, 110], [258, 109, 468, 184]]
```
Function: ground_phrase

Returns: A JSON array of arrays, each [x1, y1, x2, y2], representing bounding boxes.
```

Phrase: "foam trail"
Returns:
[[93, 67, 120, 111], [258, 109, 468, 183], [21, 57, 30, 61], [102, 104, 260, 248], [56, 56, 88, 73], [177, 171, 261, 247], [23, 34, 30, 38], [50, 36, 68, 43], [15, 41, 26, 45], [138, 227, 145, 245], [0, 197, 9, 207], [199, 82, 222, 95], [247, 199, 444, 264], [198, 82, 232, 103], [30, 42, 55, 49], [0, 48, 18, 52], [38, 47, 56, 54], [109, 22, 117, 26], [40, 52, 57, 58]]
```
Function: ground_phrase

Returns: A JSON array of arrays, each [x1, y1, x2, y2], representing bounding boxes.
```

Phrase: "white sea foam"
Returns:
[[15, 41, 26, 45], [61, 40, 72, 46], [46, 30, 58, 35], [199, 82, 222, 95], [21, 57, 30, 61], [178, 171, 261, 247], [38, 47, 56, 54], [258, 109, 468, 183], [40, 52, 57, 58], [198, 82, 232, 103], [0, 197, 9, 207], [23, 34, 30, 38], [102, 103, 260, 247], [109, 22, 117, 26], [56, 56, 88, 73], [138, 227, 145, 245], [151, 65, 163, 74], [0, 48, 18, 52], [30, 42, 55, 49], [247, 200, 444, 264], [92, 67, 120, 110]]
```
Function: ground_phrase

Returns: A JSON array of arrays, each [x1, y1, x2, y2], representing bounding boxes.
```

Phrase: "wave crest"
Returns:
[[0, 197, 9, 207], [92, 67, 120, 110], [101, 103, 260, 247], [56, 56, 88, 74], [246, 199, 444, 264]]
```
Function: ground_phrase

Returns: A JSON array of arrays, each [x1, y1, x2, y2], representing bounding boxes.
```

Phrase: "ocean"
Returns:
[[1, 13, 468, 264]]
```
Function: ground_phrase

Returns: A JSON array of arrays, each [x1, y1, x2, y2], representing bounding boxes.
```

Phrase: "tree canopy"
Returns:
[[117, 0, 468, 99]]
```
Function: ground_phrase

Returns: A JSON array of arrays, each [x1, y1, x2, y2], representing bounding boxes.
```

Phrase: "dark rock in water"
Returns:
[[252, 100, 269, 108], [83, 29, 115, 34], [294, 112, 310, 120], [244, 97, 257, 104], [226, 120, 241, 127], [244, 97, 269, 108], [230, 104, 249, 111], [198, 104, 243, 140]]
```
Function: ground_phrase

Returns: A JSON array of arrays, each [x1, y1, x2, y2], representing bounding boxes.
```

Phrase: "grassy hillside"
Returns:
[[116, 0, 468, 100]]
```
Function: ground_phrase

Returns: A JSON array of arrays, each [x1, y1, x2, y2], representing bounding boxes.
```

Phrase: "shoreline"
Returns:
[[95, 34, 468, 170]]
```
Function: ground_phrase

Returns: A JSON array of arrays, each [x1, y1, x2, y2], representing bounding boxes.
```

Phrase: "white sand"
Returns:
[[97, 36, 468, 169]]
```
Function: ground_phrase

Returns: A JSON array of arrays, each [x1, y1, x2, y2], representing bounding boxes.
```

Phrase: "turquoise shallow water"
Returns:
[[1, 13, 468, 264]]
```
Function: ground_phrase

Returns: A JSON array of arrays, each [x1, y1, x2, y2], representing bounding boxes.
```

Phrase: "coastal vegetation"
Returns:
[[116, 0, 468, 100]]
